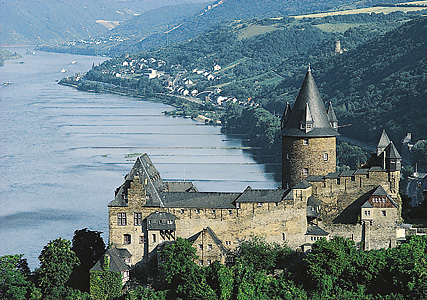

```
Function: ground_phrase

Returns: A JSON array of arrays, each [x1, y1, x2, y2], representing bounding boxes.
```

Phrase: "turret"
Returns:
[[377, 130, 391, 156], [279, 67, 339, 188]]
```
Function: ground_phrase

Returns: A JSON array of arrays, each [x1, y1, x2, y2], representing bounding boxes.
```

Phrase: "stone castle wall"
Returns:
[[309, 170, 401, 224]]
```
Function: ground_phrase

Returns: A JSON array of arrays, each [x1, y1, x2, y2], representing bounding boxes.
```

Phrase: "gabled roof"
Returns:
[[306, 225, 329, 236], [372, 185, 389, 197], [279, 68, 339, 138], [188, 227, 227, 254], [384, 141, 402, 159], [235, 186, 285, 203], [90, 247, 131, 273]]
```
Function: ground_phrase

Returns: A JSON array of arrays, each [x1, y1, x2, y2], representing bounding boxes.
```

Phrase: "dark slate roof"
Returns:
[[90, 247, 130, 273], [146, 212, 176, 230], [160, 192, 239, 209], [279, 68, 339, 138], [293, 180, 312, 189], [361, 200, 374, 208], [306, 225, 329, 236], [108, 154, 168, 207], [372, 185, 388, 197], [166, 181, 198, 192], [235, 186, 285, 203], [377, 130, 391, 152], [369, 166, 384, 172], [384, 141, 402, 159], [283, 190, 294, 201], [281, 102, 292, 127], [325, 172, 340, 179], [306, 175, 324, 182], [326, 102, 338, 123], [340, 170, 355, 177], [354, 168, 369, 175], [307, 196, 320, 206]]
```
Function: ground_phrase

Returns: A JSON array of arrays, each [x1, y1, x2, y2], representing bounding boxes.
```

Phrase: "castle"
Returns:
[[107, 68, 403, 267]]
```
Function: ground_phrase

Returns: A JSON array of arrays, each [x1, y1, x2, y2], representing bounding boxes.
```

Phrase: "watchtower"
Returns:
[[279, 67, 339, 188]]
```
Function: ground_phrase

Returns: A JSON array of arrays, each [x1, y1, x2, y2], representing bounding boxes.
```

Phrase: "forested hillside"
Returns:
[[0, 0, 210, 45], [36, 0, 403, 55], [269, 16, 427, 143]]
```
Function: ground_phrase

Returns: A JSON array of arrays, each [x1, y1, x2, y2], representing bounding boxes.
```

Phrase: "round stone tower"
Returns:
[[279, 67, 339, 188]]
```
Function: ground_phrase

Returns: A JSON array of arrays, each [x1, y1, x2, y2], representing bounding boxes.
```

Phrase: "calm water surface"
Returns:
[[0, 48, 279, 268]]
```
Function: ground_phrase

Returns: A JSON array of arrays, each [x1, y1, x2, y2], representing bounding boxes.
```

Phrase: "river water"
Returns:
[[0, 48, 280, 269]]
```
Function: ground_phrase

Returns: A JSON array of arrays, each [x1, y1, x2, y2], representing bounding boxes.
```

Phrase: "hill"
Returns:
[[268, 15, 427, 143], [37, 0, 404, 56], [0, 0, 210, 45]]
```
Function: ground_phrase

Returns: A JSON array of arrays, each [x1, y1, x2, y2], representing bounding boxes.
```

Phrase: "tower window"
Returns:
[[124, 234, 131, 245], [300, 123, 305, 130], [303, 139, 309, 145], [118, 213, 127, 226], [303, 168, 309, 176], [323, 153, 328, 161], [134, 212, 142, 226]]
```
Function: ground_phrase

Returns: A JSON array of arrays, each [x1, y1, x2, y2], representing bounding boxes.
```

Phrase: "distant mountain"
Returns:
[[0, 0, 211, 45]]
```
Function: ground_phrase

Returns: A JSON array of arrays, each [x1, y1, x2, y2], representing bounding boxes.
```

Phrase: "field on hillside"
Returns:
[[292, 5, 427, 19]]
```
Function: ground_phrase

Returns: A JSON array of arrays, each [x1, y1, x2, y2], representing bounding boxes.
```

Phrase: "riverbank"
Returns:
[[59, 76, 224, 125]]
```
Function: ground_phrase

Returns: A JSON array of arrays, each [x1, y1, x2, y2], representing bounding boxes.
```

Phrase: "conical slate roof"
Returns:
[[279, 68, 339, 138], [377, 130, 390, 155], [327, 102, 338, 123], [281, 102, 292, 129], [384, 141, 402, 159]]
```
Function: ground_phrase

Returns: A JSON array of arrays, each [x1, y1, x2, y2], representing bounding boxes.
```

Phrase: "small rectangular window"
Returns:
[[199, 244, 203, 250], [207, 259, 212, 265], [134, 212, 142, 226], [180, 209, 185, 214], [382, 211, 387, 216], [364, 210, 371, 216], [303, 139, 309, 145], [152, 234, 156, 243], [139, 236, 145, 244], [199, 260, 203, 266], [303, 168, 309, 176], [323, 153, 328, 161], [208, 244, 212, 250], [124, 234, 131, 245], [236, 203, 240, 209], [118, 213, 127, 226], [258, 203, 263, 207], [212, 209, 216, 214], [228, 210, 232, 215]]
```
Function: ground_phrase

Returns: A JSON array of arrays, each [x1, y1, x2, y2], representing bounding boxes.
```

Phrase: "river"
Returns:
[[0, 48, 279, 269]]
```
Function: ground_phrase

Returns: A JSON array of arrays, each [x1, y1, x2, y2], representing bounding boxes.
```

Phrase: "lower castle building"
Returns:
[[108, 68, 404, 266]]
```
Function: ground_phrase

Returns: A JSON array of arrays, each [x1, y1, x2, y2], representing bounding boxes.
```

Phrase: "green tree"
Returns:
[[36, 238, 80, 299], [69, 228, 106, 292], [236, 236, 279, 273], [206, 261, 234, 300], [158, 237, 198, 286], [0, 254, 40, 300]]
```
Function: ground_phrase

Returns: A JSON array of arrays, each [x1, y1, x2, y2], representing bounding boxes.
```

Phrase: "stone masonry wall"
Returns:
[[283, 136, 336, 188]]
